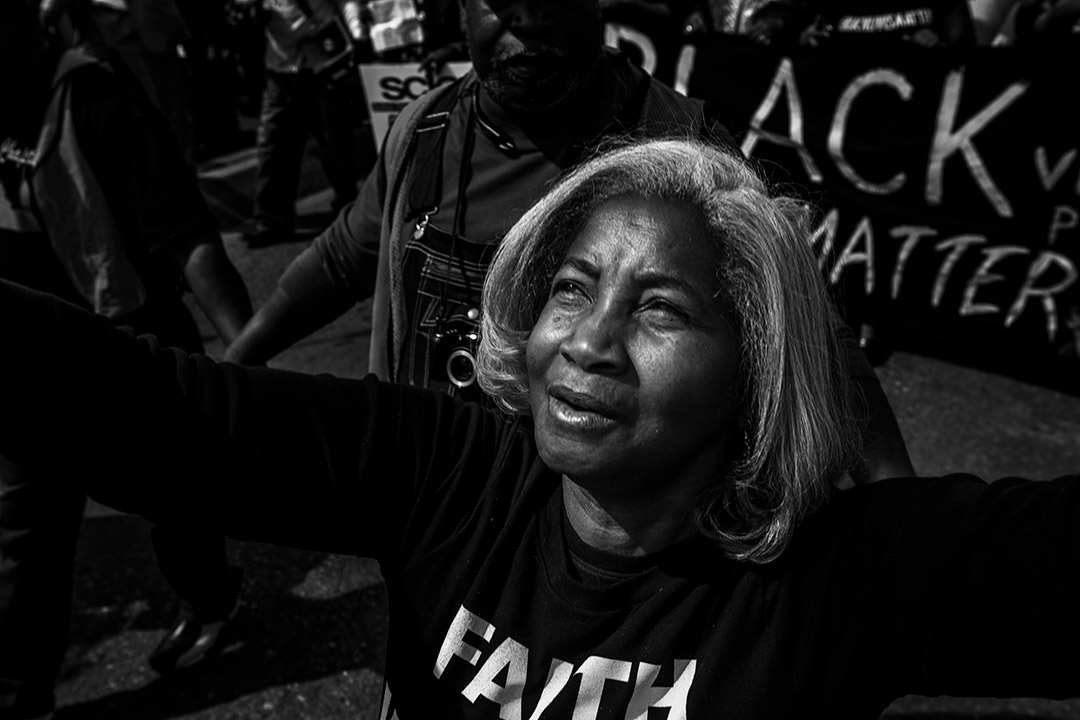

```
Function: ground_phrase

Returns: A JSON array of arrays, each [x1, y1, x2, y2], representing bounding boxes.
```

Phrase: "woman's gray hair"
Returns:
[[477, 137, 864, 564]]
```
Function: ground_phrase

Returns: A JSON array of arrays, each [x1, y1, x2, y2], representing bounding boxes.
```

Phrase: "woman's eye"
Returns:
[[551, 278, 586, 301], [641, 298, 690, 323]]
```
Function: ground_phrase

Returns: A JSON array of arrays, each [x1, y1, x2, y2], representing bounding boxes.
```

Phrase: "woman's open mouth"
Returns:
[[547, 386, 619, 431]]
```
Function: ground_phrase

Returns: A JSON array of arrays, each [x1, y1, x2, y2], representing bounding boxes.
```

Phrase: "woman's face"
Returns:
[[526, 195, 743, 500]]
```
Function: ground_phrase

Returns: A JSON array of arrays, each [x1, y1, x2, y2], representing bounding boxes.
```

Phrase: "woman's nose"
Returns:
[[559, 303, 629, 375]]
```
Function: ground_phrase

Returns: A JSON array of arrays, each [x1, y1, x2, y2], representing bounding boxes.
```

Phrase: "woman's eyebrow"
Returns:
[[559, 258, 711, 304], [558, 255, 600, 279], [633, 270, 707, 303]]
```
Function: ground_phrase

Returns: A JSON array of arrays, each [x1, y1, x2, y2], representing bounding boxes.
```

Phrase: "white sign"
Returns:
[[358, 62, 473, 154]]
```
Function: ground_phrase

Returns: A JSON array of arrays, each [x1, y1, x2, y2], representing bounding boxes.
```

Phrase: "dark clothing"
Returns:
[[250, 0, 367, 234], [0, 49, 214, 321], [276, 50, 735, 391], [253, 68, 363, 234], [261, 0, 349, 74], [177, 0, 249, 161], [749, 0, 976, 45], [0, 50, 236, 716], [419, 0, 463, 51], [1, 280, 1079, 718], [1013, 0, 1080, 47], [0, 457, 85, 718]]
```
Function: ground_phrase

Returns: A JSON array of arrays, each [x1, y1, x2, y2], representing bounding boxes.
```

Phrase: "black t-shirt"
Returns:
[[1, 279, 1078, 718]]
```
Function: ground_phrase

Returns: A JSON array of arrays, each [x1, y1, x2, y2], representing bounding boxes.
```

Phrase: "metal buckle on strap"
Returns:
[[415, 111, 451, 134], [413, 207, 436, 240]]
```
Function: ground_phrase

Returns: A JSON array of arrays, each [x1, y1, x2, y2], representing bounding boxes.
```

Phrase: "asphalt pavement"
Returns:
[[51, 133, 1080, 720]]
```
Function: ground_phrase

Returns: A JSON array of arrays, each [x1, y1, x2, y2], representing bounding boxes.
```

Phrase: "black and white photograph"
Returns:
[[1, 0, 1078, 718]]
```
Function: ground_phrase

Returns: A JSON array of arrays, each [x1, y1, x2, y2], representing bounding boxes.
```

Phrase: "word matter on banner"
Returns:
[[687, 37, 1080, 367]]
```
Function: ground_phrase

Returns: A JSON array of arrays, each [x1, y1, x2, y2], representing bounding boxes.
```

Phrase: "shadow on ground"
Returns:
[[55, 512, 387, 720]]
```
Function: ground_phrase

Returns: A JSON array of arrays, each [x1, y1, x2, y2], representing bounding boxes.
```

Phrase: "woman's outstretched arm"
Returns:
[[0, 279, 497, 558]]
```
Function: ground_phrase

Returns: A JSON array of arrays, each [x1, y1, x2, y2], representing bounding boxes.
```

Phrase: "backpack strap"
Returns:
[[407, 78, 469, 218]]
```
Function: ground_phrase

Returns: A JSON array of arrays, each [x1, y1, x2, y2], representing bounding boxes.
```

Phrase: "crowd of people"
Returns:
[[0, 0, 1077, 719], [682, 0, 1078, 47]]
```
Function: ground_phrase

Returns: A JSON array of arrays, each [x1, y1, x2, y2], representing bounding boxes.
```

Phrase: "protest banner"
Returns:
[[683, 38, 1079, 380], [356, 21, 1079, 381], [355, 12, 697, 149]]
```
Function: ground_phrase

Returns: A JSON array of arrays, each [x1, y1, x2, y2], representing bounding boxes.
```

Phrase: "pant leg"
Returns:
[[311, 75, 363, 215], [115, 44, 195, 163], [252, 69, 310, 235], [187, 39, 244, 159], [149, 524, 240, 618], [0, 456, 86, 716]]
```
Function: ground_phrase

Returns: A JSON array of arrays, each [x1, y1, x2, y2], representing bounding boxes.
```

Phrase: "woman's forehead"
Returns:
[[563, 195, 719, 268]]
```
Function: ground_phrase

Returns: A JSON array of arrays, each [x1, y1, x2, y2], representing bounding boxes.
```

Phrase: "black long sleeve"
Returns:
[[0, 279, 507, 559]]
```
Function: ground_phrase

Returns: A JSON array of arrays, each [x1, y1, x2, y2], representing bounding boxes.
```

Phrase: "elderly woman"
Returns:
[[0, 138, 1078, 718]]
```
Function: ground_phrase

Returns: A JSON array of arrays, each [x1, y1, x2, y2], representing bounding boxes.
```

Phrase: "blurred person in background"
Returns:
[[235, 0, 371, 248], [364, 0, 426, 60], [970, 0, 1079, 43], [0, 3, 255, 717], [224, 0, 915, 482], [414, 0, 471, 81], [174, 0, 256, 162], [0, 137, 1078, 717], [682, 0, 774, 36], [968, 0, 1023, 42], [39, 0, 198, 160], [224, 0, 741, 389], [1011, 0, 1080, 44], [746, 0, 976, 46]]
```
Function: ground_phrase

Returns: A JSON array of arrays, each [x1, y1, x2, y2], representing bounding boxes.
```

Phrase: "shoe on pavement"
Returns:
[[147, 600, 242, 675]]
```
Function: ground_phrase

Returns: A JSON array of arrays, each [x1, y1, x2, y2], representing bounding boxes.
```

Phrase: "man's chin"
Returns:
[[483, 60, 598, 112], [501, 93, 570, 115], [485, 78, 574, 114]]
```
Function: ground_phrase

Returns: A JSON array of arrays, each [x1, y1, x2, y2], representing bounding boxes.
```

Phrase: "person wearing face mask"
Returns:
[[0, 138, 1078, 717]]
